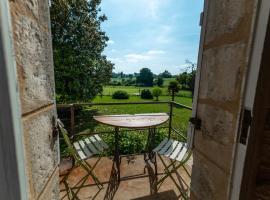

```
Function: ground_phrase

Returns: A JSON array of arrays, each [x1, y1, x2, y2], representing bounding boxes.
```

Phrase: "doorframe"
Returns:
[[239, 6, 270, 200], [0, 0, 28, 199], [230, 0, 270, 199]]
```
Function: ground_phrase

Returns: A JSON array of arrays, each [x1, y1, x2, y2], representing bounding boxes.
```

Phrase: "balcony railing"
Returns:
[[58, 101, 192, 199], [57, 101, 191, 155]]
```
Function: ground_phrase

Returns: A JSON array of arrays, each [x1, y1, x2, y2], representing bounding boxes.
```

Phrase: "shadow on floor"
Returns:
[[60, 155, 192, 200], [131, 190, 178, 200]]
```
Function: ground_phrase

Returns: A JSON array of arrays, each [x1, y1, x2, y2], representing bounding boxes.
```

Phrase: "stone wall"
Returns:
[[190, 0, 258, 199], [9, 0, 59, 199]]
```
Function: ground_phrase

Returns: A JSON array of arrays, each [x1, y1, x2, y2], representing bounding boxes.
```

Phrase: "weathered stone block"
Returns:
[[197, 103, 235, 145], [194, 130, 234, 173], [14, 0, 51, 30], [205, 0, 252, 45], [199, 43, 245, 103], [23, 108, 58, 197], [11, 10, 55, 114], [38, 168, 59, 200], [190, 151, 230, 200]]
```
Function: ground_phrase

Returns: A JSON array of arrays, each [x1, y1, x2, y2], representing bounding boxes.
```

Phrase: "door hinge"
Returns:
[[199, 12, 204, 26], [240, 109, 252, 145], [189, 117, 202, 130]]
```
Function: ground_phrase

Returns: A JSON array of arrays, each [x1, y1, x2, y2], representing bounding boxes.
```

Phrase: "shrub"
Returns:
[[140, 89, 153, 99], [112, 90, 129, 99], [152, 87, 162, 101]]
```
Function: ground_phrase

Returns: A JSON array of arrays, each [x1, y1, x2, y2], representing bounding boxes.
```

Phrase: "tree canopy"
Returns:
[[136, 68, 154, 86], [156, 76, 164, 87], [152, 87, 162, 101], [159, 70, 172, 78], [168, 80, 181, 100], [51, 0, 113, 102]]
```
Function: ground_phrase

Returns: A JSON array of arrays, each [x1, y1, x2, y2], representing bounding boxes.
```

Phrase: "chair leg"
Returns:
[[83, 160, 103, 189], [63, 157, 104, 199], [60, 170, 80, 200], [156, 154, 189, 199]]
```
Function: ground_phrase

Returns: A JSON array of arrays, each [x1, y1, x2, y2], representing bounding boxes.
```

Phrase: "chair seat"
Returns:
[[73, 135, 108, 160], [153, 138, 188, 161]]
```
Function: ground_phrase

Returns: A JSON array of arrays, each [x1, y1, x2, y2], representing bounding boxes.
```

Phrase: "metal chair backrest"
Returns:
[[57, 119, 78, 159]]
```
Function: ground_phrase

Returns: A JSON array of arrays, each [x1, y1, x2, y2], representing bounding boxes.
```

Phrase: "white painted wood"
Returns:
[[176, 146, 188, 161], [90, 136, 104, 152], [187, 0, 209, 150], [170, 142, 184, 160], [230, 1, 270, 199], [0, 0, 28, 199], [78, 140, 92, 158], [84, 138, 99, 154], [158, 139, 173, 155], [94, 135, 109, 149], [164, 140, 179, 157], [153, 138, 168, 152], [73, 142, 86, 159]]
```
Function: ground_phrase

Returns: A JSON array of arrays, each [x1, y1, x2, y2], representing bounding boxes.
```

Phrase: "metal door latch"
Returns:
[[240, 109, 252, 145], [189, 117, 202, 130]]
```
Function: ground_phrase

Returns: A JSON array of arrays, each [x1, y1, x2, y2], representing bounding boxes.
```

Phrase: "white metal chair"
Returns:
[[58, 119, 109, 200], [153, 137, 192, 199]]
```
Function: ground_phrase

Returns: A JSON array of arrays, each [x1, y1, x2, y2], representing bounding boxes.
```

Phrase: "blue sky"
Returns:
[[100, 0, 204, 75]]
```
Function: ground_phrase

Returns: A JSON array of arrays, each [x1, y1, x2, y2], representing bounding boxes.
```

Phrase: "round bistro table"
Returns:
[[93, 113, 169, 181]]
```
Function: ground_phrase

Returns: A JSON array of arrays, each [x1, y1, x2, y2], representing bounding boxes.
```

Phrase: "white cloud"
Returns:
[[124, 50, 166, 63], [147, 50, 165, 55], [107, 40, 115, 44], [124, 54, 150, 63]]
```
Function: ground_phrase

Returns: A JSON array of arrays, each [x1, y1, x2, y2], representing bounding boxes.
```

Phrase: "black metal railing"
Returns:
[[57, 101, 192, 156]]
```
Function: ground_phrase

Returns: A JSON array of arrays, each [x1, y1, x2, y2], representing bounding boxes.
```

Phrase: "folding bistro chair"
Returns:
[[57, 119, 109, 200], [153, 131, 193, 199]]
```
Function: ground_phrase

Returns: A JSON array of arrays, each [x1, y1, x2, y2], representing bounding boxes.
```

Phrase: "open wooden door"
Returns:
[[187, 0, 208, 148], [230, 1, 270, 199], [238, 7, 270, 200], [0, 0, 28, 199]]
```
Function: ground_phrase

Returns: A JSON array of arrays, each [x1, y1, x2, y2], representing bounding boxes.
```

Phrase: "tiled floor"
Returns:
[[60, 154, 192, 200]]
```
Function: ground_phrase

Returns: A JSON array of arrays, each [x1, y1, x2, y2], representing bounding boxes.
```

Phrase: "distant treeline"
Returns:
[[109, 68, 196, 91]]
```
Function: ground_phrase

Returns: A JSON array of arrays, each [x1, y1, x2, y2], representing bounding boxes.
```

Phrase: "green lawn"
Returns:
[[102, 85, 192, 98]]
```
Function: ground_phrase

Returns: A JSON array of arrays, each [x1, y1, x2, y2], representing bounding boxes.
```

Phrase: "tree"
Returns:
[[176, 60, 197, 98], [159, 70, 172, 78], [156, 76, 164, 87], [176, 72, 189, 89], [152, 87, 162, 101], [168, 81, 181, 101], [51, 0, 113, 102], [136, 68, 154, 86]]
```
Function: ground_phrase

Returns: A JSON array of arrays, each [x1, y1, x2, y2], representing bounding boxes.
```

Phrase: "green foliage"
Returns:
[[159, 70, 172, 78], [168, 80, 181, 100], [176, 71, 196, 90], [156, 76, 164, 87], [140, 89, 153, 99], [152, 87, 162, 101], [112, 90, 129, 99], [51, 0, 113, 102], [136, 68, 154, 87]]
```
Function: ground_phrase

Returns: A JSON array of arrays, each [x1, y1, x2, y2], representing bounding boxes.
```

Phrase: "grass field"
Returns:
[[111, 77, 175, 87], [102, 85, 192, 97]]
